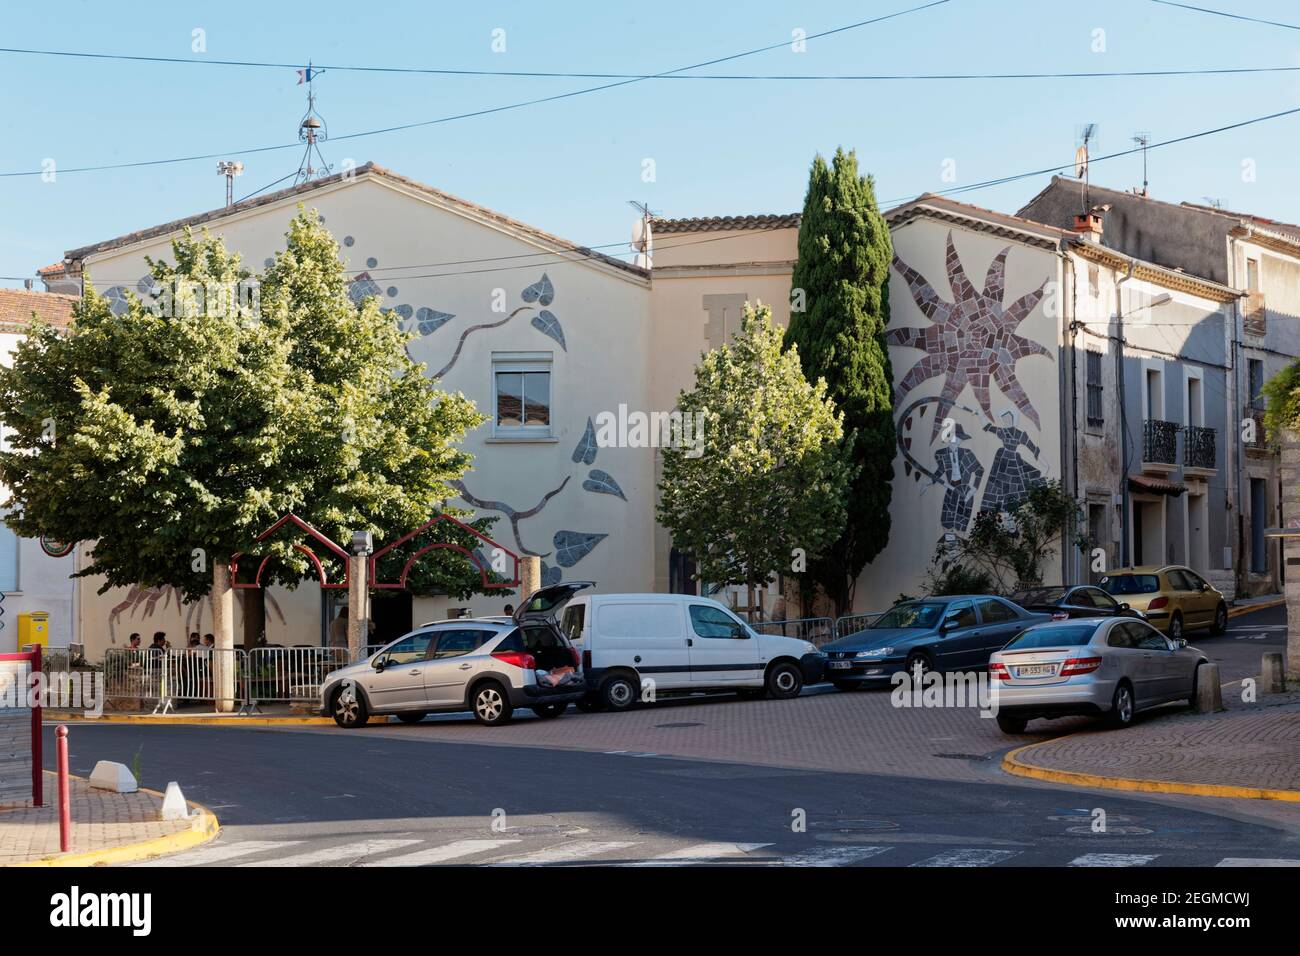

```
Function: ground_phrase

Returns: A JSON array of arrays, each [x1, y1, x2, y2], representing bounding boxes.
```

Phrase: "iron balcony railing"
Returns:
[[1243, 405, 1269, 453], [1183, 425, 1217, 470], [1142, 419, 1179, 466]]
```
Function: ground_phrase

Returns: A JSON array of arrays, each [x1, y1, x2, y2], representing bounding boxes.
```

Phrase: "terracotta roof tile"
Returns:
[[649, 213, 801, 234], [0, 288, 77, 328]]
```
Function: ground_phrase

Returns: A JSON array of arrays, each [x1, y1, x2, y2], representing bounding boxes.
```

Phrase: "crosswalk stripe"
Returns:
[[131, 840, 301, 867], [239, 839, 422, 867], [361, 839, 522, 867], [910, 849, 1019, 868], [779, 846, 892, 867], [627, 842, 773, 866], [1216, 858, 1300, 867], [1069, 853, 1158, 867], [492, 841, 638, 866]]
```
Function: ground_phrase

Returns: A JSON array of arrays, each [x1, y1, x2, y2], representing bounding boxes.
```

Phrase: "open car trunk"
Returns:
[[521, 625, 580, 676]]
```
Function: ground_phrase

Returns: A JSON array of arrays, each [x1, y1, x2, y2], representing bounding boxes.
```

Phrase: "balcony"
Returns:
[[1183, 424, 1217, 472], [1142, 419, 1179, 470], [1244, 291, 1266, 337], [1243, 405, 1270, 456]]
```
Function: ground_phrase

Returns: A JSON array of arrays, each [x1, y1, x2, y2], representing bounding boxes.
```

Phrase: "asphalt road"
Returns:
[[40, 606, 1296, 868]]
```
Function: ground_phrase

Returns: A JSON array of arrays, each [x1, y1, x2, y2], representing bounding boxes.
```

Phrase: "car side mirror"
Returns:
[[732, 626, 748, 640], [1173, 637, 1187, 649], [1119, 603, 1130, 611], [940, 618, 957, 633], [372, 656, 387, 672]]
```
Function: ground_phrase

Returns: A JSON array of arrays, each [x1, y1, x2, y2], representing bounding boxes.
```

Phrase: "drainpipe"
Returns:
[[1063, 252, 1081, 583], [1116, 261, 1135, 566]]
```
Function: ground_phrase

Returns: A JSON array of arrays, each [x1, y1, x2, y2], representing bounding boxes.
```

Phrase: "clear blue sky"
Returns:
[[3, 0, 1300, 287]]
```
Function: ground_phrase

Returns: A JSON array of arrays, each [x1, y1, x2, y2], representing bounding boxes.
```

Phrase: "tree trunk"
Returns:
[[212, 559, 235, 713]]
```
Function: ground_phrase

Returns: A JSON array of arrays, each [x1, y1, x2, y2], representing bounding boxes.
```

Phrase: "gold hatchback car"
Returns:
[[1097, 565, 1228, 642]]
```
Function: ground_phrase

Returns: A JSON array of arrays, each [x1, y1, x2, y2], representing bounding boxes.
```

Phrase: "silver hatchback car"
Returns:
[[320, 583, 591, 728], [987, 617, 1208, 734]]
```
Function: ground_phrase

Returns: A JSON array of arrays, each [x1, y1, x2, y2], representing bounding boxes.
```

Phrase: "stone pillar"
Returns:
[[347, 553, 369, 662], [520, 556, 541, 606], [211, 560, 235, 713], [1194, 662, 1223, 713], [1280, 428, 1300, 679], [1262, 652, 1286, 694]]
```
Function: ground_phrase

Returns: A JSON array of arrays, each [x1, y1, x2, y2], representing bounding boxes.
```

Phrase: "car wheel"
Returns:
[[600, 674, 638, 711], [331, 684, 369, 729], [830, 681, 857, 692], [1210, 603, 1227, 636], [471, 681, 514, 726], [1169, 612, 1183, 642], [996, 714, 1028, 734], [765, 661, 803, 700], [904, 651, 933, 679], [1107, 681, 1135, 728], [531, 702, 568, 719], [395, 711, 427, 724]]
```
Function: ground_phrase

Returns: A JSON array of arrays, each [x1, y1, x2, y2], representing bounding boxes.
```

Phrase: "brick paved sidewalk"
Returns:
[[1010, 693, 1300, 795], [0, 773, 193, 865]]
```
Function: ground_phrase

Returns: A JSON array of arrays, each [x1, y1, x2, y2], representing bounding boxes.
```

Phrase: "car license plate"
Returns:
[[829, 661, 853, 670], [1015, 664, 1057, 677]]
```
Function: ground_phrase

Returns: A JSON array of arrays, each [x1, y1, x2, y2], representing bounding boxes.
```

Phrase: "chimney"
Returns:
[[23, 278, 32, 290], [1073, 203, 1111, 242]]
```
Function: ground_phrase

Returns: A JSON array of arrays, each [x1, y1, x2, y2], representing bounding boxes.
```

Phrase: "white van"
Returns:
[[549, 583, 825, 710]]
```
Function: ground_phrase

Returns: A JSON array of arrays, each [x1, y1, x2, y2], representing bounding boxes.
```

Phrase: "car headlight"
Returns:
[[855, 647, 893, 658], [802, 641, 818, 654]]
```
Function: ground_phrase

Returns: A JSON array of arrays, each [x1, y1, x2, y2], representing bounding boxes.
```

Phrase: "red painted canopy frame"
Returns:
[[230, 512, 520, 591]]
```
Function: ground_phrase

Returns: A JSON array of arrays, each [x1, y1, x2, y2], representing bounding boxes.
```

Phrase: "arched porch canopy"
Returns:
[[230, 513, 351, 591], [369, 514, 520, 591]]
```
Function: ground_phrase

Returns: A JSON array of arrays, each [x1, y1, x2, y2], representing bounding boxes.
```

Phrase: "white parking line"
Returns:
[[360, 839, 522, 867], [910, 849, 1020, 867], [1216, 858, 1300, 867], [131, 840, 302, 867], [239, 839, 422, 867], [492, 841, 639, 866], [780, 846, 892, 867], [1069, 853, 1158, 867], [626, 842, 773, 866]]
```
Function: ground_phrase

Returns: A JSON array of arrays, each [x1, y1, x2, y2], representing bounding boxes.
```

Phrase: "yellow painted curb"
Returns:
[[46, 712, 331, 727], [5, 777, 221, 867], [1228, 598, 1285, 618], [1002, 742, 1300, 803]]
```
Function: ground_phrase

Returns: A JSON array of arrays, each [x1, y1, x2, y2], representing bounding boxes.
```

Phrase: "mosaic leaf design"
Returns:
[[395, 304, 414, 321], [553, 530, 607, 568], [136, 274, 154, 295], [348, 272, 381, 306], [583, 469, 626, 500], [103, 286, 130, 316], [541, 561, 561, 587], [572, 417, 598, 465], [521, 273, 555, 306], [415, 307, 455, 335], [531, 310, 566, 350]]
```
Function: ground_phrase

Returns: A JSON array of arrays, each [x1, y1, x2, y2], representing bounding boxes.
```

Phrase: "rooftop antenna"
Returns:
[[1075, 123, 1096, 213], [217, 160, 244, 206], [1131, 132, 1150, 197], [628, 200, 656, 269], [1202, 196, 1225, 210], [294, 62, 331, 185]]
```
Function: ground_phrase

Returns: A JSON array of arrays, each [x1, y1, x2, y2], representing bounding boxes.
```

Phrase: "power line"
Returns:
[[1, 43, 1296, 81], [880, 103, 1300, 205], [1149, 0, 1300, 31], [0, 1, 952, 180]]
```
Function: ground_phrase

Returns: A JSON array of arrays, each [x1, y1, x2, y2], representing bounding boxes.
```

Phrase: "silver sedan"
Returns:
[[987, 617, 1208, 734]]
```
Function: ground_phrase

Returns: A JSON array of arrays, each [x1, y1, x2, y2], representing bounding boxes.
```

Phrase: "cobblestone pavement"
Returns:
[[0, 774, 190, 865]]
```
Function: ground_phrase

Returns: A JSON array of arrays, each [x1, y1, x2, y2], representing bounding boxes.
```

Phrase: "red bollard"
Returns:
[[56, 725, 70, 853]]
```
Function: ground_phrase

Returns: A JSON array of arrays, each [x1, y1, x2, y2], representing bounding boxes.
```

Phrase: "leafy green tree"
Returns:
[[785, 147, 895, 616], [0, 211, 489, 631], [657, 303, 851, 618]]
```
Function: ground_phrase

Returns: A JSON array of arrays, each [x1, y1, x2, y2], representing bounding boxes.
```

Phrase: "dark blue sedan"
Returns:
[[821, 595, 1050, 689]]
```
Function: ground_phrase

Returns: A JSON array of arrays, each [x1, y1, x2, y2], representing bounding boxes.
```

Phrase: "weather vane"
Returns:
[[294, 62, 331, 185]]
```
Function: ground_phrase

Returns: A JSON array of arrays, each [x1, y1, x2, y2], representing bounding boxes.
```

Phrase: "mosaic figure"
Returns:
[[981, 410, 1042, 515], [934, 423, 983, 532]]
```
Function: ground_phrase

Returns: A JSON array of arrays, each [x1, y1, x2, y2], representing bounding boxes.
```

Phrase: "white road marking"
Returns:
[[1069, 853, 1158, 867], [132, 840, 302, 867], [780, 846, 892, 867], [626, 842, 773, 866], [360, 839, 522, 867], [910, 849, 1019, 867], [1216, 858, 1300, 867], [239, 839, 422, 867], [492, 841, 638, 866]]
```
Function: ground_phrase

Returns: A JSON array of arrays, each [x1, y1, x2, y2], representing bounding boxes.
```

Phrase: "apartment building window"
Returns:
[[1085, 350, 1104, 427], [492, 354, 552, 438], [1248, 358, 1265, 410]]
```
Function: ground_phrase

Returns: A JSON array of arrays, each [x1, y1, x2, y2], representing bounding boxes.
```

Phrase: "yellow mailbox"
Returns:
[[18, 611, 49, 650]]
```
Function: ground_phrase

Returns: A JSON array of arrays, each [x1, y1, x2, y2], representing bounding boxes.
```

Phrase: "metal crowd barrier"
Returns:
[[833, 611, 885, 639], [750, 616, 837, 646], [244, 646, 351, 711]]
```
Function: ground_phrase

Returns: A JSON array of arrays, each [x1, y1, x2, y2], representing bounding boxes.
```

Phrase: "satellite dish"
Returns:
[[1074, 144, 1089, 180]]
